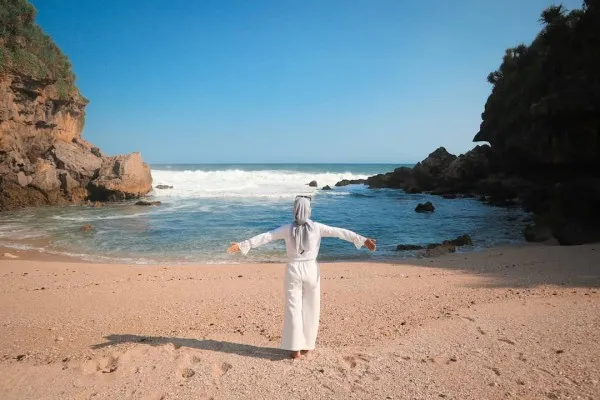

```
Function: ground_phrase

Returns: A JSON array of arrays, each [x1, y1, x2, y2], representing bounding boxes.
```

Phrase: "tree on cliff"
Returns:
[[0, 0, 80, 99], [474, 0, 600, 171]]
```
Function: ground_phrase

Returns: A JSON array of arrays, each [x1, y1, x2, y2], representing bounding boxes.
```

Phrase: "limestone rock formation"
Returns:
[[89, 153, 152, 201], [0, 1, 152, 210]]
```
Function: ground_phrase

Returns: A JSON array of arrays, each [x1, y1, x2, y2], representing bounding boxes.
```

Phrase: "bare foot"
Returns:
[[290, 351, 301, 359], [300, 350, 309, 355]]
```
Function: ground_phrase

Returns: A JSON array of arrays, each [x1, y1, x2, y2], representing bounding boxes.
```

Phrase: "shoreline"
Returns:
[[1, 243, 599, 399], [0, 238, 534, 266]]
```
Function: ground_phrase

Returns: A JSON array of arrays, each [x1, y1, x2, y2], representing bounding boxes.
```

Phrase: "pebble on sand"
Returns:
[[181, 368, 195, 378]]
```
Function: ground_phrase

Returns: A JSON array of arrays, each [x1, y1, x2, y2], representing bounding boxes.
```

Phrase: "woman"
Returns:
[[227, 195, 376, 359]]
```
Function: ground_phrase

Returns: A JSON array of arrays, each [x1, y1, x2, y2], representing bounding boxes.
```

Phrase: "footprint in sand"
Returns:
[[343, 356, 357, 368], [212, 362, 232, 380], [80, 354, 120, 374], [221, 362, 232, 374]]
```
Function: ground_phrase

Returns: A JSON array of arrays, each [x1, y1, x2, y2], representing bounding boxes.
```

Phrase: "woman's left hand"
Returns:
[[364, 238, 376, 251], [227, 243, 240, 254]]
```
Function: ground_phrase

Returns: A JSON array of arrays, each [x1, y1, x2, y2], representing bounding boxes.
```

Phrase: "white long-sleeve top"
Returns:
[[238, 222, 367, 262]]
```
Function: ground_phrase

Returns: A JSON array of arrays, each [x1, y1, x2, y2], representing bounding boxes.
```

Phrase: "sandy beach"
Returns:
[[1, 244, 599, 400]]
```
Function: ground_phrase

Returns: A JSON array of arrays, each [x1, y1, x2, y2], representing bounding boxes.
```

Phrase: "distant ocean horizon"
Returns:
[[0, 163, 529, 264]]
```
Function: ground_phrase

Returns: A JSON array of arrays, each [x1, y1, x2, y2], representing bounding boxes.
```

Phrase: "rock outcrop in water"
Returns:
[[363, 146, 495, 197], [0, 0, 152, 211], [338, 2, 600, 245]]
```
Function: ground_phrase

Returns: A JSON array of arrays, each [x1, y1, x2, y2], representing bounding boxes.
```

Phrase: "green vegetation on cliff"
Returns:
[[0, 0, 81, 100], [475, 0, 600, 169]]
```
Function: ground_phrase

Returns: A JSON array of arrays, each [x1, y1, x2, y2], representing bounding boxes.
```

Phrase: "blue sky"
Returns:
[[32, 0, 581, 163]]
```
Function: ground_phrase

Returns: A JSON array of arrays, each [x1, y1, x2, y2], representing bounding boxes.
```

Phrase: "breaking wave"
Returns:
[[150, 168, 367, 199]]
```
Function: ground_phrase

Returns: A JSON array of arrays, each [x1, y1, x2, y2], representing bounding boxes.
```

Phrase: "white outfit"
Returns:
[[238, 222, 367, 351]]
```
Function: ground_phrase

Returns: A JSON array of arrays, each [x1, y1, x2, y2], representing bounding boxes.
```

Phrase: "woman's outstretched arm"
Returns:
[[316, 223, 376, 251], [227, 225, 288, 255]]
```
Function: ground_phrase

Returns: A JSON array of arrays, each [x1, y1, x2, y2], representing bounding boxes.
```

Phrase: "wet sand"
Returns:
[[1, 243, 599, 399]]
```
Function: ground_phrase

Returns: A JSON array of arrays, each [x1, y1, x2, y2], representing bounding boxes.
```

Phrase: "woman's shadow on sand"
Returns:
[[91, 334, 290, 361]]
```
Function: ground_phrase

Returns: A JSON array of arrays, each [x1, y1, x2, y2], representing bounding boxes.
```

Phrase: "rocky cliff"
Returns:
[[345, 2, 600, 245], [0, 0, 152, 210], [473, 1, 600, 245]]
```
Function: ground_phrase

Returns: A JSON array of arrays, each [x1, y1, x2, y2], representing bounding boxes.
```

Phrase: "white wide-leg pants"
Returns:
[[280, 260, 321, 351]]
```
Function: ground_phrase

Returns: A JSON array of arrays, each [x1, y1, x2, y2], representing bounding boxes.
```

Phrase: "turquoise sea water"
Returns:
[[0, 163, 529, 264]]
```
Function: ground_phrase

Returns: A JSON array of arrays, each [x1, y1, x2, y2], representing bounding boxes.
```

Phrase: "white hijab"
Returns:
[[291, 197, 317, 255]]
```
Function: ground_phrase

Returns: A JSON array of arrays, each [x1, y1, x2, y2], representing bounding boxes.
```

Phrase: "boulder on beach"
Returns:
[[135, 200, 162, 206], [308, 181, 318, 187], [524, 223, 552, 242], [321, 185, 332, 190], [89, 153, 152, 202], [424, 243, 456, 257], [396, 244, 425, 251], [443, 234, 473, 247], [415, 201, 435, 213]]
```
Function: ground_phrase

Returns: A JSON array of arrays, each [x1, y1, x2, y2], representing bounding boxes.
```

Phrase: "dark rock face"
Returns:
[[321, 185, 332, 190], [308, 180, 318, 187], [396, 244, 425, 251], [363, 146, 492, 195], [524, 222, 552, 243], [335, 179, 367, 187], [443, 234, 473, 247], [135, 200, 161, 206], [474, 3, 600, 173], [424, 243, 456, 257], [539, 180, 600, 245], [344, 4, 600, 245], [471, 3, 600, 244], [415, 201, 435, 213], [412, 147, 457, 191], [365, 167, 414, 189]]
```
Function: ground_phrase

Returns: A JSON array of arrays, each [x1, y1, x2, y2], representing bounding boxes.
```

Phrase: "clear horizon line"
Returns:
[[148, 161, 417, 165]]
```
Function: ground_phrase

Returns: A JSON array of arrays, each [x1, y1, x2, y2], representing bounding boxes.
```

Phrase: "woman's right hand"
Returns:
[[227, 243, 240, 254], [364, 238, 376, 251]]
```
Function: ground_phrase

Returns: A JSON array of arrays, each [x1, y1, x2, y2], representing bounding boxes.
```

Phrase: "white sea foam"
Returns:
[[51, 212, 155, 222], [0, 224, 45, 240], [150, 168, 367, 199]]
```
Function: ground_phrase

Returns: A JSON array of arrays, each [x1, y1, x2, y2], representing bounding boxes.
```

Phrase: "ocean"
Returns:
[[0, 163, 529, 264]]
